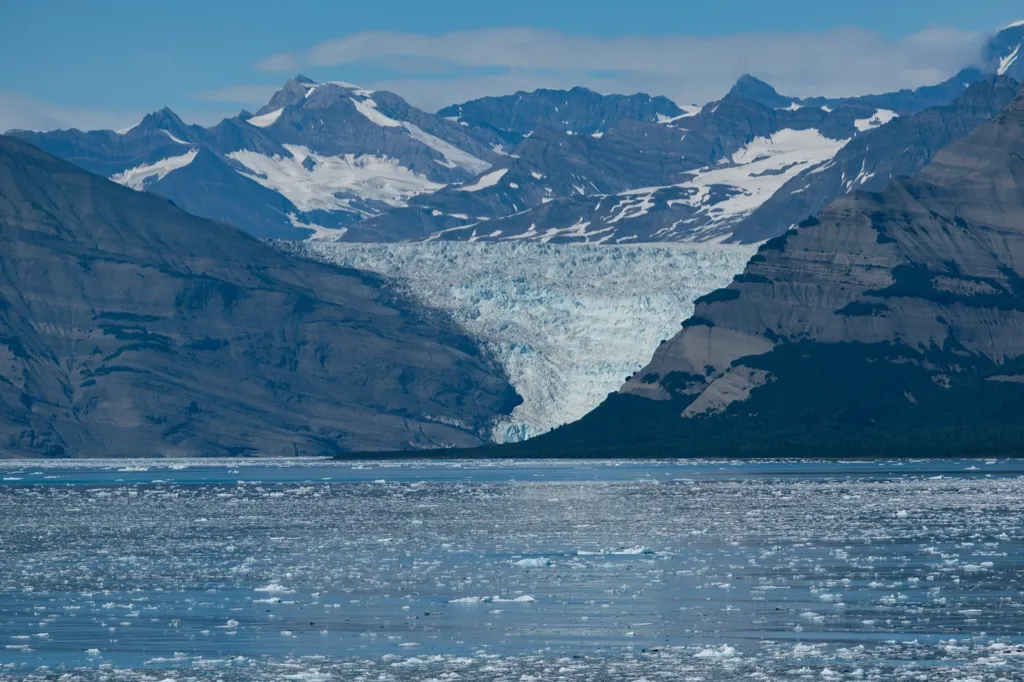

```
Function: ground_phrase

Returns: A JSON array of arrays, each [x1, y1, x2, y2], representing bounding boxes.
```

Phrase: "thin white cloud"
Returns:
[[256, 52, 301, 73], [0, 91, 141, 133], [256, 26, 989, 111], [192, 84, 281, 105]]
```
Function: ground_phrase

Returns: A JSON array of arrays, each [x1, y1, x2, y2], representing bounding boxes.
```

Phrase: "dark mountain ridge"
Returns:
[[0, 135, 519, 458]]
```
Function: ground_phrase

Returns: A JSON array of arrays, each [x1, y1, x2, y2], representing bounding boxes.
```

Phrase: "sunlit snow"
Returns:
[[110, 149, 199, 190], [460, 168, 508, 192], [349, 97, 403, 128], [854, 109, 899, 132], [246, 107, 284, 128], [999, 44, 1020, 76], [228, 145, 443, 213], [159, 129, 189, 145]]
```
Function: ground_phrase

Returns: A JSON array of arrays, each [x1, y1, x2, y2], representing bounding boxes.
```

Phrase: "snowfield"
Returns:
[[301, 242, 755, 441]]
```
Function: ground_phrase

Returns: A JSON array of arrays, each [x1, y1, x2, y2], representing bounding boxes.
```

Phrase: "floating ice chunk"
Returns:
[[514, 558, 551, 568], [494, 595, 536, 603], [254, 583, 294, 593], [693, 644, 737, 658]]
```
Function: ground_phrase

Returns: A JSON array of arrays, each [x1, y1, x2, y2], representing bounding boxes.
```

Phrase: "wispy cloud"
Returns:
[[0, 92, 142, 133], [192, 84, 281, 105], [256, 26, 988, 111]]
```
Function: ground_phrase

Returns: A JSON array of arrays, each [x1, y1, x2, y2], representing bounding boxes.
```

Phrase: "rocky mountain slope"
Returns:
[[0, 136, 519, 457], [437, 87, 689, 137], [7, 23, 1023, 246], [502, 84, 1024, 458]]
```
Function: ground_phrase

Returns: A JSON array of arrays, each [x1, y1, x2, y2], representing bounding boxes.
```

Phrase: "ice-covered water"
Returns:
[[300, 242, 755, 442], [2, 458, 1023, 681]]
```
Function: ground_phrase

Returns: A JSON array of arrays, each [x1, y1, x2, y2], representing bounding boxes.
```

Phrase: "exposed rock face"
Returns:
[[507, 87, 1024, 458], [0, 136, 520, 458], [437, 87, 685, 137]]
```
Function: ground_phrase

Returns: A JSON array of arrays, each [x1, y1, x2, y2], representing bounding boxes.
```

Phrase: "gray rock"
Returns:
[[438, 86, 684, 137], [0, 135, 520, 458]]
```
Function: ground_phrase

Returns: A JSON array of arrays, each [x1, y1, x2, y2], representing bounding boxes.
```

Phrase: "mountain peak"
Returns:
[[136, 107, 189, 134], [725, 75, 793, 108], [983, 21, 1024, 80], [255, 77, 321, 116]]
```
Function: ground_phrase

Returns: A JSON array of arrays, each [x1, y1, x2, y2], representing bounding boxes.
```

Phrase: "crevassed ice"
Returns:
[[305, 241, 754, 441]]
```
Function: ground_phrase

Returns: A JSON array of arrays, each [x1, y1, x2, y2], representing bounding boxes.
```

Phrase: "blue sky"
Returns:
[[2, 0, 1020, 131]]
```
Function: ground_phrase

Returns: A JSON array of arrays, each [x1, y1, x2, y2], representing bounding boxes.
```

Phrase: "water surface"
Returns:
[[1, 458, 1022, 680]]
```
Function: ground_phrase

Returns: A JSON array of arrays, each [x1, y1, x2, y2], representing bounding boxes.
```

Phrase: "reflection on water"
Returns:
[[1, 458, 1022, 681]]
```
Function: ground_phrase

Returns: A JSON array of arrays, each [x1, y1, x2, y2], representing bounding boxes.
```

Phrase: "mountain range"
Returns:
[[4, 21, 1024, 458], [0, 135, 519, 457], [504, 79, 1024, 458], [9, 22, 1024, 247]]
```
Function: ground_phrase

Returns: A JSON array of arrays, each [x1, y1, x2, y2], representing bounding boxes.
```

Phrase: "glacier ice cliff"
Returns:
[[301, 242, 755, 442]]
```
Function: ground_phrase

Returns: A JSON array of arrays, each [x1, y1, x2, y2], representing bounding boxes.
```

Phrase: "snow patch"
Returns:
[[854, 109, 899, 132], [229, 145, 443, 213], [160, 129, 190, 145], [401, 122, 491, 174], [670, 128, 849, 236], [247, 107, 284, 128], [998, 44, 1020, 76], [350, 98, 402, 128], [460, 168, 508, 192], [110, 149, 198, 190], [657, 105, 702, 124]]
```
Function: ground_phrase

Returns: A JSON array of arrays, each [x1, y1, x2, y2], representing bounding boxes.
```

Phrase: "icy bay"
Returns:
[[1, 459, 1023, 681]]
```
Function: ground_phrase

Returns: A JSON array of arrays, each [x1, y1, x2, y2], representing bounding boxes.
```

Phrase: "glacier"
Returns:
[[301, 242, 755, 442]]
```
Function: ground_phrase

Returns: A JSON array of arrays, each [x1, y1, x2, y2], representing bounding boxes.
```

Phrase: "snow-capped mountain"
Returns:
[[363, 93, 892, 244], [729, 76, 1020, 243], [508, 83, 1024, 458], [984, 20, 1024, 81], [12, 77, 504, 238], [9, 22, 1022, 245]]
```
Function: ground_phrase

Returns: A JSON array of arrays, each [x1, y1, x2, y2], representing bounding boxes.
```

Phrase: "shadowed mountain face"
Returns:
[[500, 87, 1024, 458], [0, 136, 520, 458]]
